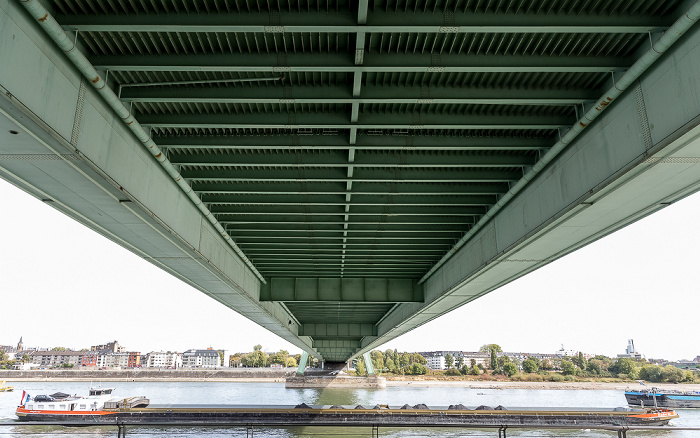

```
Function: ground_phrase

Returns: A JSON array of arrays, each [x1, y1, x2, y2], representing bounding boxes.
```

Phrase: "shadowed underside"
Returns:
[[3, 0, 700, 363]]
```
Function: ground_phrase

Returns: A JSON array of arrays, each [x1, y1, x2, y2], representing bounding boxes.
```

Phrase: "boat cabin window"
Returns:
[[37, 405, 44, 409], [79, 404, 86, 409], [59, 405, 66, 410], [48, 405, 55, 410], [89, 389, 113, 396]]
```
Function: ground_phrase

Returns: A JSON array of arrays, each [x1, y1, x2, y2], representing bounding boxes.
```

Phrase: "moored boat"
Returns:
[[626, 388, 700, 408], [16, 387, 148, 421]]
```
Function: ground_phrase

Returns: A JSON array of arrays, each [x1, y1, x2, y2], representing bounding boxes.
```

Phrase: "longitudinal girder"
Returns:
[[42, 0, 685, 362]]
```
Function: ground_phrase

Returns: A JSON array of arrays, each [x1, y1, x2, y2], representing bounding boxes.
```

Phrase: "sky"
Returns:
[[1, 177, 699, 361]]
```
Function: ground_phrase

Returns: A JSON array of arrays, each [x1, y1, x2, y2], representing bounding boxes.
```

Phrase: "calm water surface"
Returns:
[[1, 381, 698, 437]]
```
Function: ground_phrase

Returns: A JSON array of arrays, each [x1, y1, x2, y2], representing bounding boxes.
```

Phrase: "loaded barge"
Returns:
[[15, 388, 678, 427], [626, 388, 700, 408]]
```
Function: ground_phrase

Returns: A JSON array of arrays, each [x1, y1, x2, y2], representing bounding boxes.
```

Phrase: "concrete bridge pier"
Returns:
[[285, 353, 386, 388]]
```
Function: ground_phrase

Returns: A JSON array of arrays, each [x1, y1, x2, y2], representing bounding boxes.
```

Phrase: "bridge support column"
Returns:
[[363, 352, 376, 376], [297, 352, 309, 376]]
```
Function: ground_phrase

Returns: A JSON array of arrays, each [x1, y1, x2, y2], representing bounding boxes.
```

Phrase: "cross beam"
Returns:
[[122, 84, 597, 105], [58, 11, 671, 33], [93, 53, 631, 73], [157, 134, 553, 150], [260, 278, 423, 303], [298, 323, 378, 337]]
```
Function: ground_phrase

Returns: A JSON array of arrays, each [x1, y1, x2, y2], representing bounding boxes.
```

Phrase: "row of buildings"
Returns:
[[1, 339, 226, 370], [418, 341, 700, 370], [417, 350, 577, 370], [417, 345, 606, 370]]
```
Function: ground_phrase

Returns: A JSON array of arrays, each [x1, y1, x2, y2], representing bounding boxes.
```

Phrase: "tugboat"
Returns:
[[626, 387, 700, 408]]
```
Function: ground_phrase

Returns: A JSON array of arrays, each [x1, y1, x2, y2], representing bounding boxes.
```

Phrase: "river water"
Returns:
[[1, 381, 698, 437]]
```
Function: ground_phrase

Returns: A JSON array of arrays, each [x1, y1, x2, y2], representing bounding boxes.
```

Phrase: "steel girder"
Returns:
[[12, 0, 690, 363]]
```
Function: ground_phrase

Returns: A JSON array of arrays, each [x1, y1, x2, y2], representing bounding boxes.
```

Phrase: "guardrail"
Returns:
[[1, 421, 700, 438]]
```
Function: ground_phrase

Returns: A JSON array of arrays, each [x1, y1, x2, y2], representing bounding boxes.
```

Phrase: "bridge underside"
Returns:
[[1, 0, 700, 362]]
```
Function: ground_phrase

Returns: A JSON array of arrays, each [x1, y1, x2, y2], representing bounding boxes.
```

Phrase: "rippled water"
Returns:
[[1, 381, 698, 437]]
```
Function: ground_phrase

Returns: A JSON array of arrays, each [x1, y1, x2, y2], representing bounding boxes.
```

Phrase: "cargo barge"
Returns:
[[15, 389, 679, 427], [626, 388, 700, 408]]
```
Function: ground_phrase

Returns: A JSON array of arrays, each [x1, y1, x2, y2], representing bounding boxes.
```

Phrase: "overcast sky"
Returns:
[[1, 177, 698, 361]]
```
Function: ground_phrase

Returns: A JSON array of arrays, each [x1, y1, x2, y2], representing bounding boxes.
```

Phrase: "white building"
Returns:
[[145, 351, 182, 368], [617, 339, 643, 359], [418, 351, 463, 370], [462, 352, 490, 368], [30, 350, 84, 368], [182, 349, 221, 368]]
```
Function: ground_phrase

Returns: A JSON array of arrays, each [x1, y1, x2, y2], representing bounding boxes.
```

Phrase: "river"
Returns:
[[1, 381, 698, 437]]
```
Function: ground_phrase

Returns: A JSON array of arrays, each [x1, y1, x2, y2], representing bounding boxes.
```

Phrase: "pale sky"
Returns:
[[1, 177, 698, 361]]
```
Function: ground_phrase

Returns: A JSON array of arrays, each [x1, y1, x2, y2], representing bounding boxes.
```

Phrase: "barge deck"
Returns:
[[16, 404, 679, 427]]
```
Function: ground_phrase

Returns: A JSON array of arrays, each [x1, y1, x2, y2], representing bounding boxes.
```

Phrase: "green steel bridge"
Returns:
[[1, 0, 700, 364]]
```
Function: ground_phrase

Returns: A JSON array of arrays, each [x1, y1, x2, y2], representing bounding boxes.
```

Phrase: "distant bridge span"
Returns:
[[1, 0, 700, 362]]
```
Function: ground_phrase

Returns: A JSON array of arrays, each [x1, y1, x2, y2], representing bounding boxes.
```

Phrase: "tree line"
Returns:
[[355, 350, 428, 376]]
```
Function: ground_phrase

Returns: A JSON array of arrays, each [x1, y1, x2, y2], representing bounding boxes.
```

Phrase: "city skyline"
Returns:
[[1, 178, 699, 361]]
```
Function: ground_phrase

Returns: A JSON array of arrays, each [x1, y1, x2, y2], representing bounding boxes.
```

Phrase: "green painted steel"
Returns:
[[92, 53, 632, 73], [298, 324, 378, 338], [296, 352, 309, 375], [363, 352, 376, 376], [260, 278, 423, 302], [8, 0, 696, 364]]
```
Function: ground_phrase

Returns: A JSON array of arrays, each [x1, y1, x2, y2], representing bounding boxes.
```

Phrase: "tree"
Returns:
[[480, 344, 503, 353], [503, 362, 517, 377], [399, 353, 410, 368], [587, 359, 603, 375], [490, 350, 498, 371], [385, 358, 396, 372], [572, 352, 587, 370], [522, 358, 539, 373], [445, 354, 454, 369], [612, 358, 637, 377], [662, 365, 685, 383], [540, 359, 553, 371], [370, 350, 385, 371], [253, 345, 262, 351], [561, 360, 575, 375], [410, 363, 427, 375], [218, 351, 224, 367], [0, 350, 7, 362], [456, 357, 464, 369], [355, 358, 367, 376], [414, 354, 427, 365]]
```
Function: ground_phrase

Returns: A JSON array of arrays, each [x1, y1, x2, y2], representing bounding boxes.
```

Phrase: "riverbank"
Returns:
[[0, 369, 291, 382], [385, 379, 700, 390], [3, 370, 699, 390]]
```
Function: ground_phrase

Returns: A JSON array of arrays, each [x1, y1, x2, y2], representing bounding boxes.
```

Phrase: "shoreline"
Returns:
[[2, 373, 699, 391], [385, 380, 700, 390]]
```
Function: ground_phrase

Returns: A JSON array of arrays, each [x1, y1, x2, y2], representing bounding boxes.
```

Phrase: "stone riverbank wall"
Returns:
[[0, 369, 293, 381]]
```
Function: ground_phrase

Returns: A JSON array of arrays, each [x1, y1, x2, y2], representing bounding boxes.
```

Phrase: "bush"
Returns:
[[548, 373, 565, 382], [410, 363, 428, 375], [503, 362, 518, 377], [522, 358, 539, 374], [662, 366, 685, 383], [561, 360, 576, 376], [445, 368, 462, 376], [564, 375, 576, 381]]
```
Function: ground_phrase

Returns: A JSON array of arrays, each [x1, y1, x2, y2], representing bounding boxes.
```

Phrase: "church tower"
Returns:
[[17, 337, 23, 351]]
